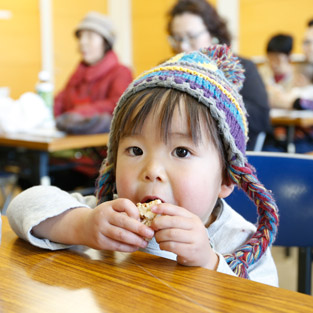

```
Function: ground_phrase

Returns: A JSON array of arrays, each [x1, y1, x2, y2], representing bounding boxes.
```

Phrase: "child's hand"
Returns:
[[82, 198, 155, 251], [32, 198, 154, 252], [77, 198, 155, 252], [151, 203, 218, 270]]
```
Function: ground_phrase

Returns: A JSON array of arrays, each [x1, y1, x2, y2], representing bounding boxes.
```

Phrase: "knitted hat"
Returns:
[[96, 45, 279, 279], [75, 11, 115, 47]]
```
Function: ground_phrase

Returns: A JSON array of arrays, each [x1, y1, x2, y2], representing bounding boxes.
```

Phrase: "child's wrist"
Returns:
[[67, 207, 93, 245], [204, 249, 219, 270]]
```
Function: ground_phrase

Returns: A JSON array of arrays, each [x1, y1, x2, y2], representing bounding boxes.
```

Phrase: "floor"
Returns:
[[272, 246, 313, 295], [1, 186, 312, 296]]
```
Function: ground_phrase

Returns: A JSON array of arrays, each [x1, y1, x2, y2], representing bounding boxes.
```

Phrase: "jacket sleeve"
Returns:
[[6, 186, 97, 250], [65, 66, 133, 117]]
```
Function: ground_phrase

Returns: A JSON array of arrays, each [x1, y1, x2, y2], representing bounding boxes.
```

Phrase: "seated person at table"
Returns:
[[54, 11, 132, 125], [260, 34, 313, 152], [291, 18, 313, 110], [260, 34, 295, 109], [7, 45, 279, 286], [303, 18, 313, 65], [292, 61, 313, 109], [166, 0, 272, 150], [262, 32, 313, 110], [19, 11, 133, 192]]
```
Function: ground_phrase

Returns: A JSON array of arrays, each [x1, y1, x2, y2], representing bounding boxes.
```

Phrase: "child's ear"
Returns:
[[218, 181, 235, 199]]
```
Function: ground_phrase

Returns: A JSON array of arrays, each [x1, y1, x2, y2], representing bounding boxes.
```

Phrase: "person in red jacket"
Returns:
[[55, 11, 133, 120], [18, 12, 133, 193], [52, 11, 133, 192]]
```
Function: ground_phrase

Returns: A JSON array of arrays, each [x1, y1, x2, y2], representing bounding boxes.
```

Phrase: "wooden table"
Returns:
[[1, 217, 313, 313], [270, 109, 313, 153], [0, 131, 109, 185]]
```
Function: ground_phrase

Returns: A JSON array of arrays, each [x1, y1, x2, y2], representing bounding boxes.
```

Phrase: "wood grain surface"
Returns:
[[1, 217, 313, 313], [0, 132, 109, 152]]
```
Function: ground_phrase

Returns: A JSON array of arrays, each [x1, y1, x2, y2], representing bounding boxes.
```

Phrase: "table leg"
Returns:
[[286, 126, 296, 153], [297, 247, 312, 295], [38, 151, 51, 186]]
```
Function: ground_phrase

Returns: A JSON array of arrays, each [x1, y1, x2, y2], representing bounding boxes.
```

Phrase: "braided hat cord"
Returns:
[[224, 164, 279, 278], [96, 163, 114, 202]]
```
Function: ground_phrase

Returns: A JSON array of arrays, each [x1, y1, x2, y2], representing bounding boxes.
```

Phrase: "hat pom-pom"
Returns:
[[201, 44, 245, 91]]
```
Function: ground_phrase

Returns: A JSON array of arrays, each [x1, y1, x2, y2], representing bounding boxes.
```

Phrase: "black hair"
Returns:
[[308, 19, 313, 27], [266, 34, 293, 55]]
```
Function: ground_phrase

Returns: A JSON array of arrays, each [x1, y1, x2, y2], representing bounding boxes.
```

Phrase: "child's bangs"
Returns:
[[118, 88, 208, 144]]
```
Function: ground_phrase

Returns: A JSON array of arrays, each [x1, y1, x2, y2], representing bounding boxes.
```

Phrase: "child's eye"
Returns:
[[173, 147, 190, 158], [127, 146, 143, 156]]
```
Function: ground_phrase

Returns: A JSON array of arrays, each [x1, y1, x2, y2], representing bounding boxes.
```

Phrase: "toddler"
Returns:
[[7, 45, 279, 285]]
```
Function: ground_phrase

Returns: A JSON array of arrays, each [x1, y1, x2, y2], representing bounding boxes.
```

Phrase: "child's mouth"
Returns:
[[141, 197, 164, 204]]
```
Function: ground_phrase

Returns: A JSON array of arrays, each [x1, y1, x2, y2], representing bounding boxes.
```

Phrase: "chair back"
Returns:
[[226, 152, 313, 247]]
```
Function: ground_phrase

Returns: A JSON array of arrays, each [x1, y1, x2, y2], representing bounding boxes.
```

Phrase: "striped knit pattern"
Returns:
[[95, 44, 279, 279]]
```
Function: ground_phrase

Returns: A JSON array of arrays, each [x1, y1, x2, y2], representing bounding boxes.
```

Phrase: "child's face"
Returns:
[[115, 103, 233, 224], [267, 52, 291, 76], [78, 30, 105, 65]]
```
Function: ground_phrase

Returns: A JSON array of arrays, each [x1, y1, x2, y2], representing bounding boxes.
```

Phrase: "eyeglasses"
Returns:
[[168, 29, 208, 48], [303, 39, 313, 46]]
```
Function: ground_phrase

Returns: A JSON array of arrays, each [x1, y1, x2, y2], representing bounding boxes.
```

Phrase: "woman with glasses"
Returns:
[[167, 0, 272, 151]]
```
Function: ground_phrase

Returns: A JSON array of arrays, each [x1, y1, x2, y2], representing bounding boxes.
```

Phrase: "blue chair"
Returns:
[[226, 151, 313, 295]]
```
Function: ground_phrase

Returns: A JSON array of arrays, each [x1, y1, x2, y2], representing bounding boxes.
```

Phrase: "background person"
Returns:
[[54, 11, 133, 120], [167, 0, 272, 150], [19, 11, 133, 192], [302, 18, 313, 65], [259, 34, 295, 109], [261, 30, 313, 153]]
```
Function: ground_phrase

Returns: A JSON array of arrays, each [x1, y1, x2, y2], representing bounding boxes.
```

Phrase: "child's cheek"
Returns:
[[115, 176, 127, 198], [115, 174, 134, 198]]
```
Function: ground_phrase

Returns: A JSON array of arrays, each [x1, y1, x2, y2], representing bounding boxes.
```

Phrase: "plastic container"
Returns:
[[35, 71, 54, 115]]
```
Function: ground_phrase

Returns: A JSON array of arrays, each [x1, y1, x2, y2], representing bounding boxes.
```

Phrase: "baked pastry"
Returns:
[[136, 199, 161, 226]]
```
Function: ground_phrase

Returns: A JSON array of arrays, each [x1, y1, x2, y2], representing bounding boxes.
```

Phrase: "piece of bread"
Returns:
[[136, 199, 161, 226]]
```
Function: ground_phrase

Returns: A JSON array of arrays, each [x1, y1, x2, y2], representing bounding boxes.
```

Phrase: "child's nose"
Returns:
[[143, 159, 166, 182]]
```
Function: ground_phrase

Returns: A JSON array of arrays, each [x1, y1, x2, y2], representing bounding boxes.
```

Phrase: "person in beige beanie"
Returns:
[[19, 11, 133, 192]]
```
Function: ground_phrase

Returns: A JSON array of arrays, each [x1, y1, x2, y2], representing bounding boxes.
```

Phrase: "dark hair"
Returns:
[[110, 87, 228, 180], [266, 34, 293, 55], [308, 19, 313, 27], [167, 0, 231, 45]]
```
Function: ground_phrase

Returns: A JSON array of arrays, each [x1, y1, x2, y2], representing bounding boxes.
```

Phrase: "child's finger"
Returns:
[[152, 214, 193, 231], [109, 212, 154, 239], [151, 203, 193, 218], [105, 198, 140, 219], [158, 241, 191, 259], [154, 228, 193, 244], [103, 223, 150, 248], [97, 233, 144, 252]]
